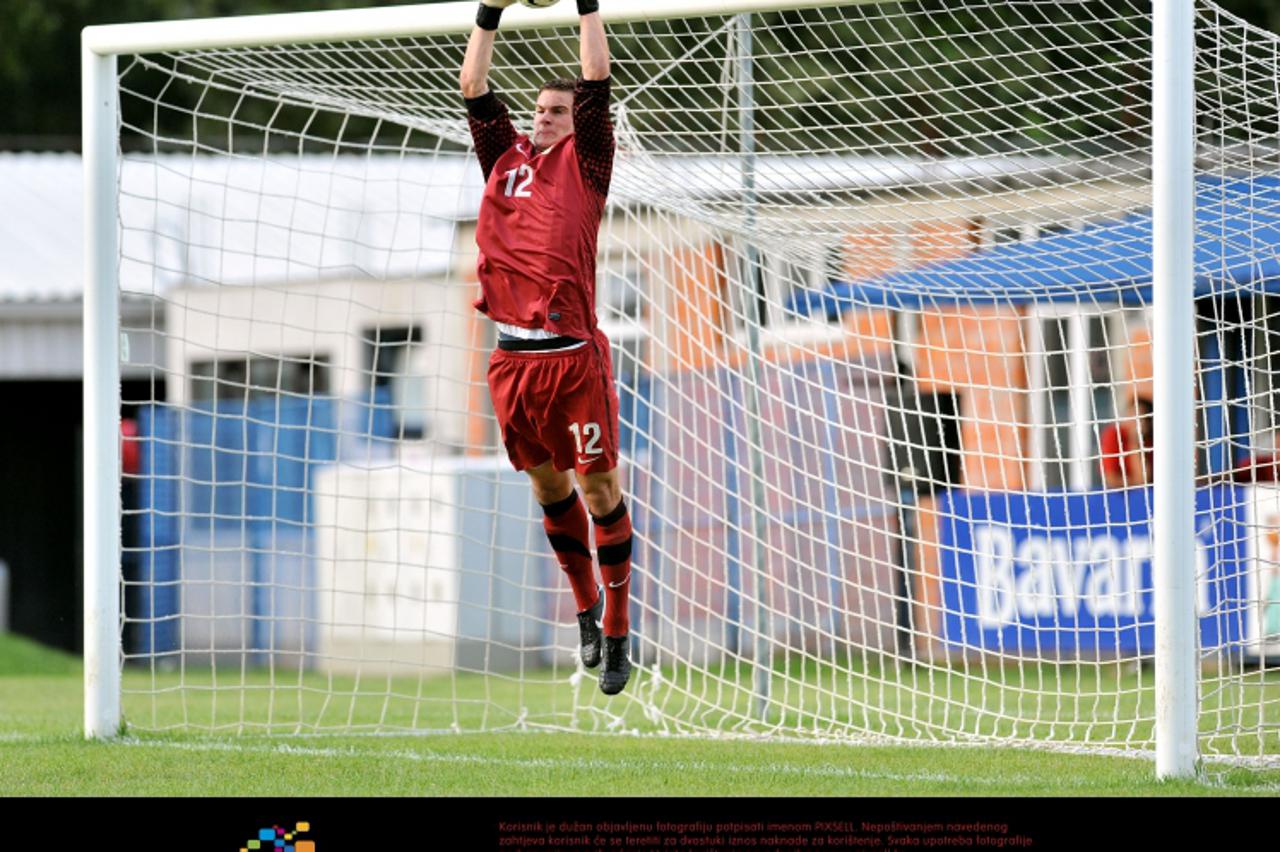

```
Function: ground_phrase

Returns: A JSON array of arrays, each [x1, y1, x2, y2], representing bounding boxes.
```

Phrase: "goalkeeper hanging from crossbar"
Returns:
[[460, 0, 633, 694]]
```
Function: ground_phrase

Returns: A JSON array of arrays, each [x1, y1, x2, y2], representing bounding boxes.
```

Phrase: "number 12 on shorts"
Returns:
[[569, 421, 602, 460]]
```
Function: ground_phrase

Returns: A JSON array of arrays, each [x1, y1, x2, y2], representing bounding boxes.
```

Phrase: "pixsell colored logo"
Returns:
[[240, 822, 313, 852]]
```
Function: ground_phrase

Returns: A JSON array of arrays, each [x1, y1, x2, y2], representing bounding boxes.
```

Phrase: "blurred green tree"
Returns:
[[2, 0, 1278, 148], [0, 0, 428, 144]]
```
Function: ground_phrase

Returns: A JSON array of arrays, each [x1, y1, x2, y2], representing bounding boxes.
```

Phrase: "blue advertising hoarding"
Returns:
[[938, 486, 1248, 654]]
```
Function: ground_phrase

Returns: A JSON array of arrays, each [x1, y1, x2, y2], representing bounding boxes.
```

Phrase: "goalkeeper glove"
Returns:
[[476, 0, 515, 31], [577, 0, 599, 14]]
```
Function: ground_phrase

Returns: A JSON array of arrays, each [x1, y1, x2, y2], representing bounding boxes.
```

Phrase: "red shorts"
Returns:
[[487, 328, 620, 476]]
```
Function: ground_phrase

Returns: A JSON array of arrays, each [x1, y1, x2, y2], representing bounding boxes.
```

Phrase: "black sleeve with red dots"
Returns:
[[573, 77, 615, 198], [465, 91, 518, 183]]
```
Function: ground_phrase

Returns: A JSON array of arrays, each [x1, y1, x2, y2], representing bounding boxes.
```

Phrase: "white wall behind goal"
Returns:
[[311, 453, 552, 676]]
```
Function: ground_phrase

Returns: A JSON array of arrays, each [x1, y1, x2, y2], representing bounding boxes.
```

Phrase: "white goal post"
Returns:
[[1150, 0, 1196, 781], [84, 0, 1280, 779]]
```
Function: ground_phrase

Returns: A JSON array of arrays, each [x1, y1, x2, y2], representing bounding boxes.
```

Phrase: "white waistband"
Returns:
[[495, 322, 560, 340]]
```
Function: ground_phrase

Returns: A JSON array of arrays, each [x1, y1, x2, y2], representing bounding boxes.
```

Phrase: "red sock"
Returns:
[[592, 499, 632, 637], [541, 491, 598, 613]]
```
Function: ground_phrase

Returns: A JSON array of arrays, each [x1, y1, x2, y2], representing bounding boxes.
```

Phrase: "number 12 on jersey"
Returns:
[[503, 165, 533, 198]]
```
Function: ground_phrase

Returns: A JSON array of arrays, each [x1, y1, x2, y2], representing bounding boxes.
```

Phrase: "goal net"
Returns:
[[95, 0, 1280, 765]]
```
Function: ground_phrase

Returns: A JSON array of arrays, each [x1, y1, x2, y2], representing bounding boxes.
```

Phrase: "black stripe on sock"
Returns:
[[541, 491, 580, 519], [547, 534, 591, 560], [597, 537, 633, 566], [591, 498, 627, 528]]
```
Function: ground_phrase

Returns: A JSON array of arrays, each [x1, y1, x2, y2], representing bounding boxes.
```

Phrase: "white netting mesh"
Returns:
[[112, 0, 1280, 764]]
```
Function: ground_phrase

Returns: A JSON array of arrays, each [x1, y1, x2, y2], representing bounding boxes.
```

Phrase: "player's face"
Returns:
[[533, 89, 574, 152]]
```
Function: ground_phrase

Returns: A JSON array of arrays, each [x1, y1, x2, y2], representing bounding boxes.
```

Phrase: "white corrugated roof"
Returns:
[[615, 152, 1087, 201], [0, 150, 485, 305], [2, 152, 86, 304], [3, 147, 1107, 305]]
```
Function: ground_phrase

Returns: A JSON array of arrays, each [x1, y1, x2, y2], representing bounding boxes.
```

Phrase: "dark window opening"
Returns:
[[190, 354, 329, 402], [363, 325, 428, 440]]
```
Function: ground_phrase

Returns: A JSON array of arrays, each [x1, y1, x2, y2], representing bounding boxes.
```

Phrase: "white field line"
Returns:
[[5, 732, 1276, 791], [105, 737, 1141, 789]]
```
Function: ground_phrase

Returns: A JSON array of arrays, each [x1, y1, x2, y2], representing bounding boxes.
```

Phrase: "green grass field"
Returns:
[[3, 632, 1279, 796]]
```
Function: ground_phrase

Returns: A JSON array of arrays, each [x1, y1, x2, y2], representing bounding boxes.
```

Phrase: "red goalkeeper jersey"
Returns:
[[466, 78, 615, 340]]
